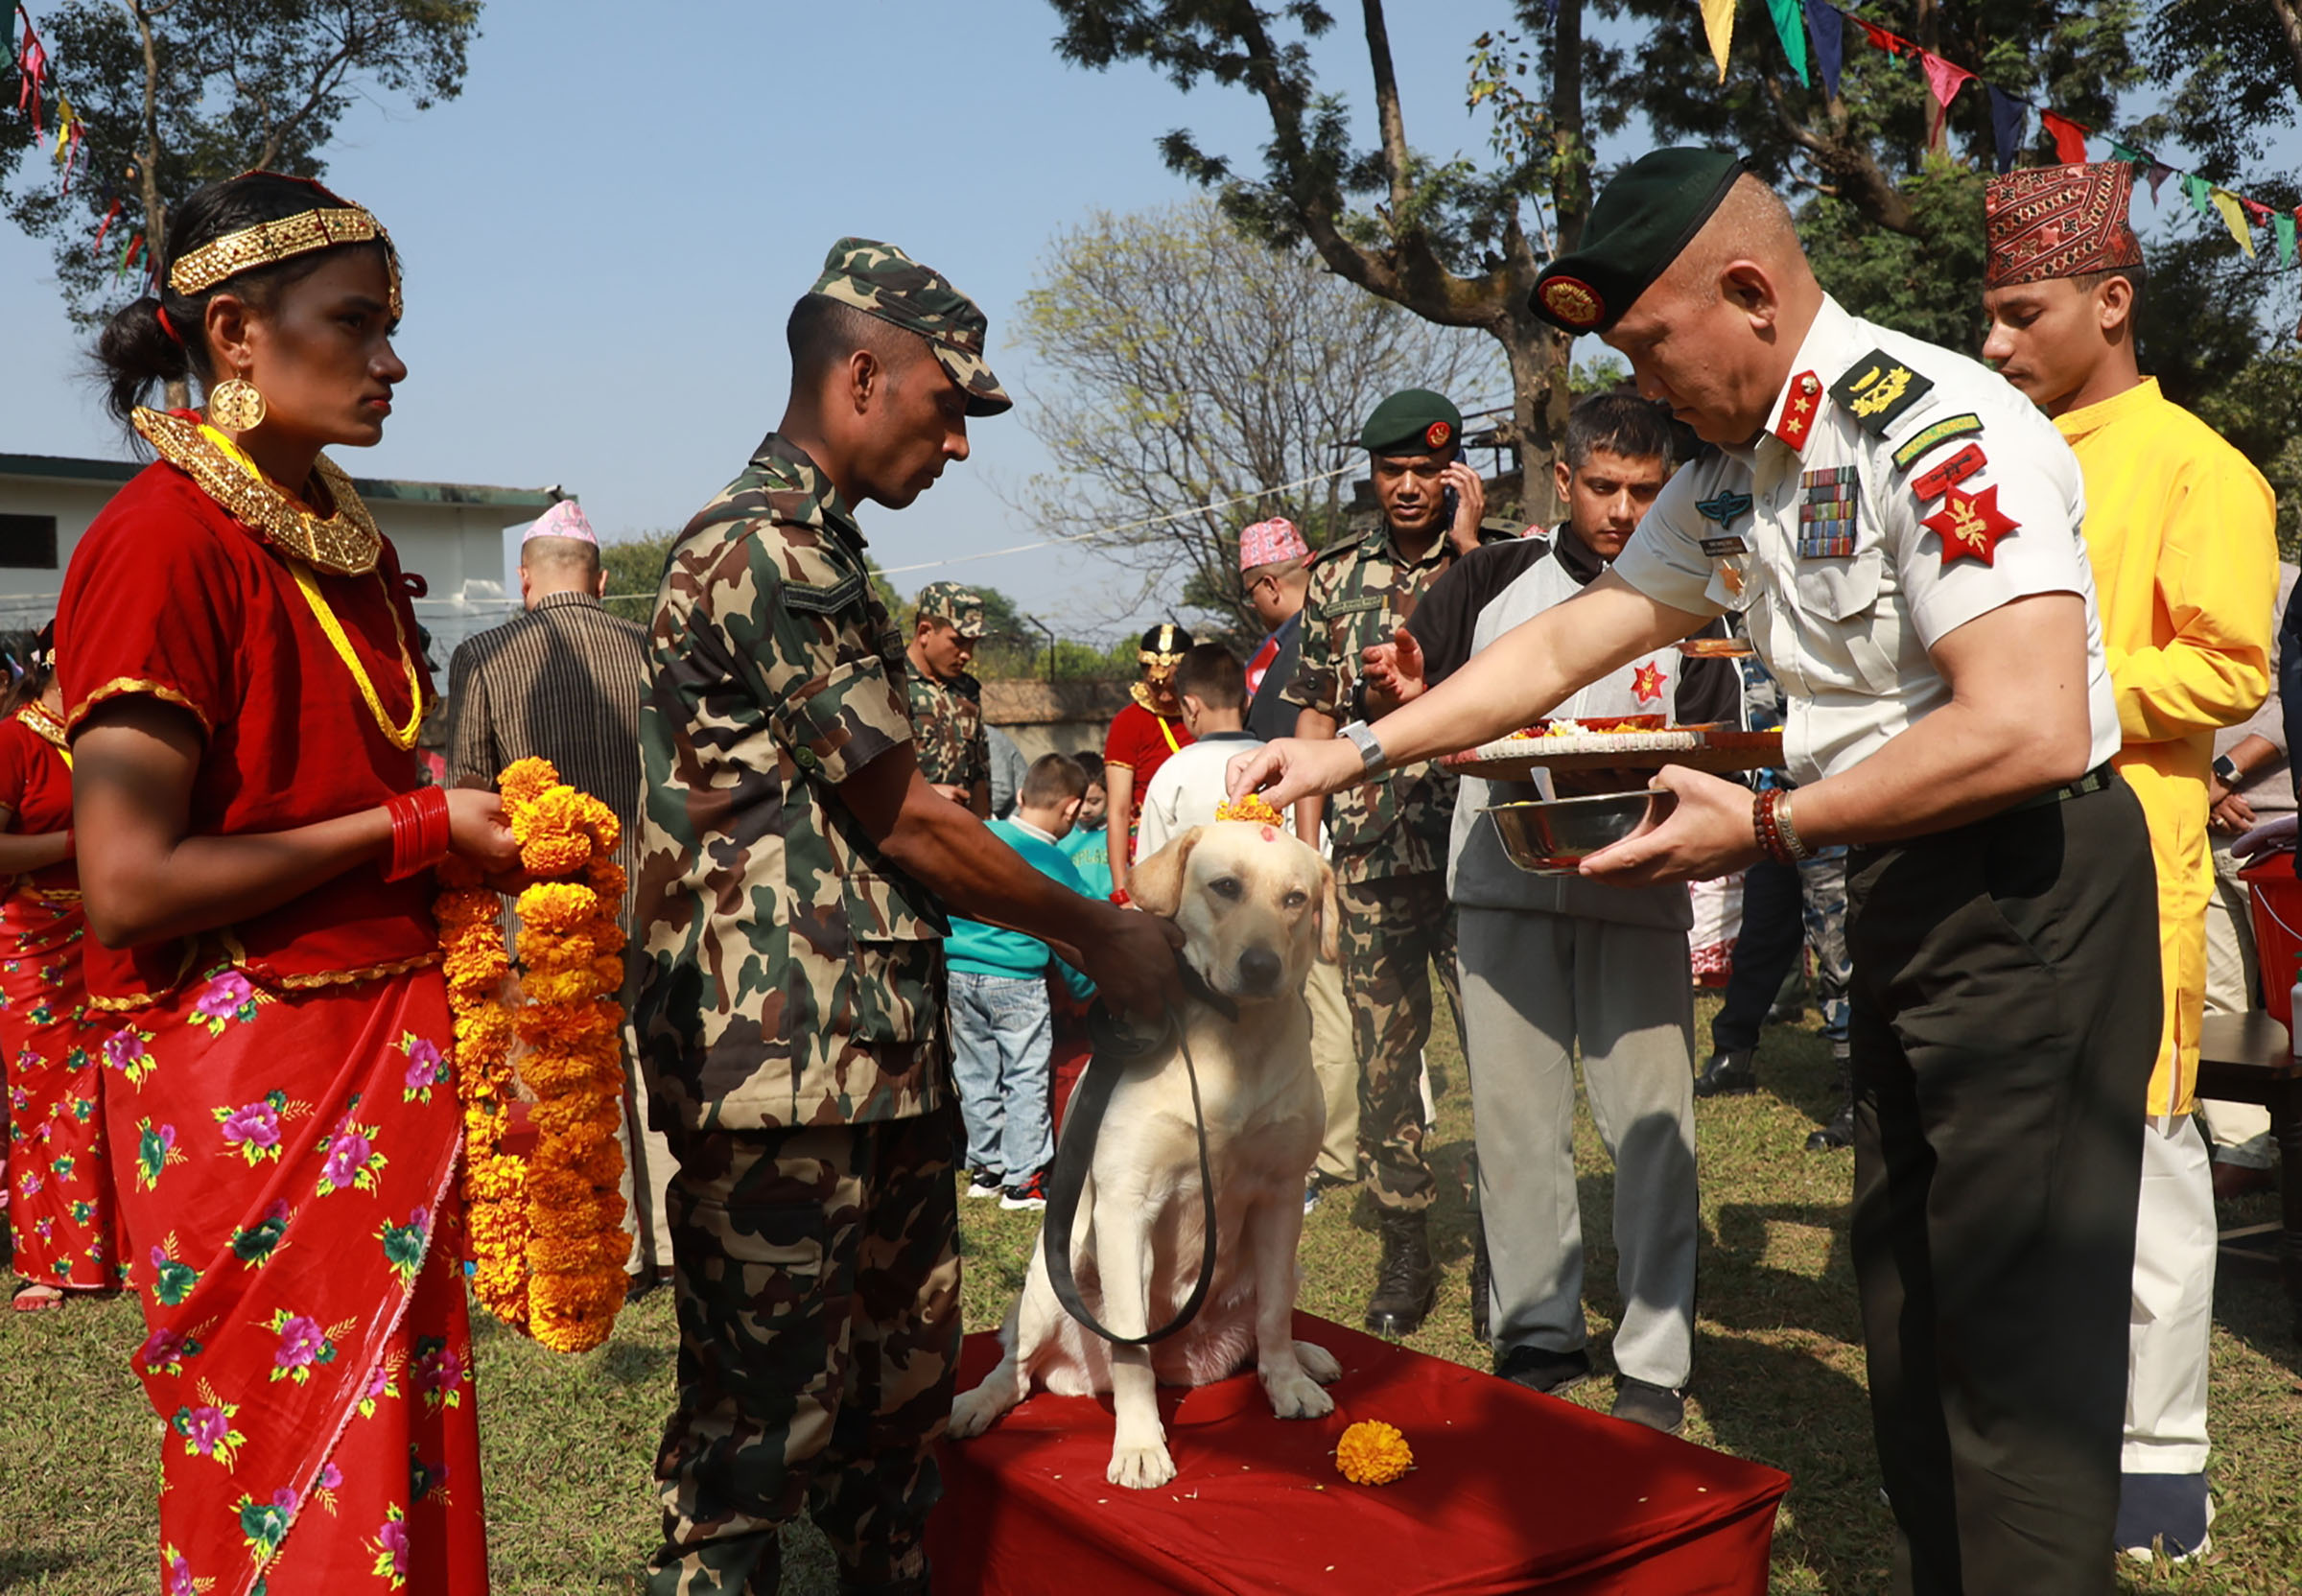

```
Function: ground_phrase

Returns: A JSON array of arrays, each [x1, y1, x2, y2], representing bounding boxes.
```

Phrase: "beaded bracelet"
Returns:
[[1752, 788, 1813, 865], [384, 786, 453, 880]]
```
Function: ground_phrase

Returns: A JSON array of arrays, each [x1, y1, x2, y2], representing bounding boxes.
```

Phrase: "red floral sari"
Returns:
[[59, 442, 488, 1594], [0, 705, 119, 1292]]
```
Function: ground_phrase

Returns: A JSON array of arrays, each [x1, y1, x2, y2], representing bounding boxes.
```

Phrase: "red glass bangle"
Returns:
[[1752, 788, 1797, 866], [59, 830, 75, 860], [385, 787, 453, 880]]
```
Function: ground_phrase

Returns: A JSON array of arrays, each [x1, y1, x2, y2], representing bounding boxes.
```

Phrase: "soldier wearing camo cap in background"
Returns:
[[905, 579, 992, 816], [634, 236, 1180, 1596], [1283, 387, 1503, 1339]]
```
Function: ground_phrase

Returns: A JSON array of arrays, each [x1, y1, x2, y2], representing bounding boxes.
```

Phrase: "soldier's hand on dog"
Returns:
[[1359, 626, 1427, 716], [1225, 737, 1365, 815], [1077, 905, 1186, 1021]]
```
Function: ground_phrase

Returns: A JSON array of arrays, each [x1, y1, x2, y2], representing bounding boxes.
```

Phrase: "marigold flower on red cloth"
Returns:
[[1336, 1420, 1415, 1486]]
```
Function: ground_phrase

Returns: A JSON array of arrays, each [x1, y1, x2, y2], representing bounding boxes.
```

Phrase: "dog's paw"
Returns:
[[1295, 1339, 1342, 1384], [1107, 1439, 1177, 1490], [949, 1384, 1004, 1440], [1264, 1367, 1336, 1420]]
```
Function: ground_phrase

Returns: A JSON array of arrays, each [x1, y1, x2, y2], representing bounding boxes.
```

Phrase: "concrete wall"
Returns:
[[979, 678, 1133, 763]]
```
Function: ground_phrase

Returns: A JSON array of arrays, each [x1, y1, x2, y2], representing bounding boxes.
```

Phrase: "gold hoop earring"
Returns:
[[208, 377, 268, 432]]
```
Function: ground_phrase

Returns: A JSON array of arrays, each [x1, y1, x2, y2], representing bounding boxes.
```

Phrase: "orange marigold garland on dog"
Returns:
[[1335, 1420, 1415, 1486], [440, 756, 630, 1353], [1213, 792, 1285, 827]]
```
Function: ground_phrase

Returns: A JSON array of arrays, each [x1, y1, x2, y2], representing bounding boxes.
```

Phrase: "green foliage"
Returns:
[[2142, 0, 2302, 181], [1013, 198, 1498, 632], [1798, 161, 1992, 353], [1, 0, 479, 327], [598, 529, 678, 625]]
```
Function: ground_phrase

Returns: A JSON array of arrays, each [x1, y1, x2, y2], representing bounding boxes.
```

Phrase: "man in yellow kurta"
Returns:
[[1983, 162, 2275, 1564]]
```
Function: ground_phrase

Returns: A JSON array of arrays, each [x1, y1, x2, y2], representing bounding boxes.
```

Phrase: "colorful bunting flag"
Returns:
[[1763, 0, 1808, 87], [2182, 173, 2215, 218], [91, 194, 121, 255], [2039, 110, 2088, 165], [1918, 51, 1973, 151], [2148, 162, 2174, 203], [2275, 211, 2298, 269], [2209, 188, 2256, 257], [1803, 0, 1844, 99], [1854, 18, 1901, 54], [1986, 86, 2027, 175], [1699, 0, 1736, 82]]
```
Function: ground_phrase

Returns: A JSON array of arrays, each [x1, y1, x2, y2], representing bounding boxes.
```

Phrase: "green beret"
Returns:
[[811, 237, 1012, 417], [915, 579, 987, 637], [1530, 148, 1747, 336], [1359, 389, 1464, 456]]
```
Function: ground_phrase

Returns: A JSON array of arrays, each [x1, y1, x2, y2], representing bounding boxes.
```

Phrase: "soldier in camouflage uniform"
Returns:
[[904, 580, 990, 817], [1283, 387, 1503, 1337], [635, 237, 1179, 1596]]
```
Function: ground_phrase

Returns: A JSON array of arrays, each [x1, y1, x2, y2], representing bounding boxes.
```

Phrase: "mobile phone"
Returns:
[[1440, 484, 1461, 531]]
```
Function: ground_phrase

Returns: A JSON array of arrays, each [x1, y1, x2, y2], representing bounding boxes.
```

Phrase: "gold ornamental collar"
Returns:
[[132, 408, 383, 576], [16, 700, 69, 753]]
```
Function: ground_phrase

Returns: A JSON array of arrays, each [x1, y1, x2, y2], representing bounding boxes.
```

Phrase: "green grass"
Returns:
[[5, 999, 2298, 1593]]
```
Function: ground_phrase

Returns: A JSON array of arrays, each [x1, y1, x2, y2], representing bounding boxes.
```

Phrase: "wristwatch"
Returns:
[[2213, 753, 2241, 786], [1336, 719, 1386, 774]]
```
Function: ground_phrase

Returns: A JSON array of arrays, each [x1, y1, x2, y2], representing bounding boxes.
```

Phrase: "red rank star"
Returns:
[[1632, 660, 1668, 704], [1921, 482, 2019, 567]]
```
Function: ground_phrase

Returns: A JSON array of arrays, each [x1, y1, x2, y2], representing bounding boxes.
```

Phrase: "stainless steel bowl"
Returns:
[[1486, 790, 1679, 875]]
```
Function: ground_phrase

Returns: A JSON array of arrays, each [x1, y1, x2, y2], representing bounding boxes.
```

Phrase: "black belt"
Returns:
[[1042, 955, 1232, 1347], [2004, 763, 2116, 815]]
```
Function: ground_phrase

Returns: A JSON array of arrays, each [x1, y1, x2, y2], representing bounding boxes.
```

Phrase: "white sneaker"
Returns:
[[965, 1169, 1003, 1200]]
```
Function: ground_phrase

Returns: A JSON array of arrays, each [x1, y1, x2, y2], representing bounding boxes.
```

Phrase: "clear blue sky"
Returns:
[[2, 3, 2289, 637]]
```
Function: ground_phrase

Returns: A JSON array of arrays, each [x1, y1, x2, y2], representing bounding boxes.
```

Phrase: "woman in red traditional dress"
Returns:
[[1100, 622, 1195, 898], [59, 171, 519, 1596], [0, 627, 120, 1311]]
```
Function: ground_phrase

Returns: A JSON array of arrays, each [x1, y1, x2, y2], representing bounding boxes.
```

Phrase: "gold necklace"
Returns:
[[135, 410, 425, 750], [132, 407, 382, 577]]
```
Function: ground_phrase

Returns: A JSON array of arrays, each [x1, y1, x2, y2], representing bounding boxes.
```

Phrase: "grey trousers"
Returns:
[[1458, 907, 1700, 1390]]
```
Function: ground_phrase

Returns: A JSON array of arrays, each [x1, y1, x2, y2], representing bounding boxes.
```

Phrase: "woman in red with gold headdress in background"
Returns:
[[0, 625, 120, 1312], [59, 171, 519, 1596]]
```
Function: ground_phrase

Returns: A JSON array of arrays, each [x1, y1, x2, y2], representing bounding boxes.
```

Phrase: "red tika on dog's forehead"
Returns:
[[1259, 825, 1279, 842]]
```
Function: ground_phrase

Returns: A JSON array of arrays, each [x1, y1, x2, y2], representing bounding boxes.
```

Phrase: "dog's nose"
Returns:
[[1237, 946, 1283, 993]]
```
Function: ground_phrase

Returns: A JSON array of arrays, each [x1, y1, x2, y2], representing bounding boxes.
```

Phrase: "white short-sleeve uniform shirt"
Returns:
[[1611, 295, 2122, 788]]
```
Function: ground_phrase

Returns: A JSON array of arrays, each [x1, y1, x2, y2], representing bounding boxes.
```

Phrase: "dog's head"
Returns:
[[1127, 822, 1337, 1004]]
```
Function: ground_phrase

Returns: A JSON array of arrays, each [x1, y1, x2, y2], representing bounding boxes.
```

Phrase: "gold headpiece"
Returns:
[[168, 207, 402, 319]]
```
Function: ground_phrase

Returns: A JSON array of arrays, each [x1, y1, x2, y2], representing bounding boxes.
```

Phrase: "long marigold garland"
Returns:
[[439, 756, 630, 1353]]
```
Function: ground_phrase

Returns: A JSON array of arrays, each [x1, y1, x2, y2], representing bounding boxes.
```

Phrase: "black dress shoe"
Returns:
[[1693, 1048, 1757, 1098], [1804, 1102, 1855, 1151], [1363, 1209, 1438, 1338], [1610, 1377, 1686, 1434], [1495, 1344, 1592, 1395]]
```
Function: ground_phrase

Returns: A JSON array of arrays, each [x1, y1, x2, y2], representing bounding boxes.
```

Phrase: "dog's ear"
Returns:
[[1316, 857, 1340, 965], [1128, 828, 1200, 919]]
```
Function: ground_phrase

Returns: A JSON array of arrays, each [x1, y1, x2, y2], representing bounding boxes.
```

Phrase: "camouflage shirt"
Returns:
[[634, 434, 949, 1134], [904, 658, 988, 795], [1284, 522, 1477, 882]]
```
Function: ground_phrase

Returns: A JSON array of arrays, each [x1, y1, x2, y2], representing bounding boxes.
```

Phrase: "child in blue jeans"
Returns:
[[949, 753, 1097, 1209]]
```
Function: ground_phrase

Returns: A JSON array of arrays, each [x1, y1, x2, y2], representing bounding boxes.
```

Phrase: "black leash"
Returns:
[[1042, 956, 1233, 1347]]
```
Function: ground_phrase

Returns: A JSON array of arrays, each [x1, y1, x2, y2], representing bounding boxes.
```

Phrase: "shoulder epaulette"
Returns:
[[1829, 350, 1936, 436]]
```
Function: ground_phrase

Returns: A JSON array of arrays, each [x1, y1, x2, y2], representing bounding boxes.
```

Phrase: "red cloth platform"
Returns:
[[930, 1313, 1790, 1595]]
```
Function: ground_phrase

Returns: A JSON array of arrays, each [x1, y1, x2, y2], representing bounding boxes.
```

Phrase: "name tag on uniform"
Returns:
[[1797, 465, 1859, 559], [1701, 534, 1749, 558]]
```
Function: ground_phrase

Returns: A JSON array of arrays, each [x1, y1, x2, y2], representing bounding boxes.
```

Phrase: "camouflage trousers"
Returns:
[[647, 1108, 962, 1596], [1337, 870, 1463, 1212]]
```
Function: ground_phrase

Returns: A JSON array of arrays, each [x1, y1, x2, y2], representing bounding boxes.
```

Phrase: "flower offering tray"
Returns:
[[1441, 719, 1783, 780]]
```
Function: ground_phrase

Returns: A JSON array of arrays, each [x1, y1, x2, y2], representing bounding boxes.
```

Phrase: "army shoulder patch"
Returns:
[[1891, 412, 1985, 472], [1829, 351, 1936, 436], [783, 573, 866, 615]]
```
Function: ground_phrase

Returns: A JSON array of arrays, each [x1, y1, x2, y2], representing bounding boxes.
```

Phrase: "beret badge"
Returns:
[[1424, 420, 1452, 450], [1538, 276, 1605, 332]]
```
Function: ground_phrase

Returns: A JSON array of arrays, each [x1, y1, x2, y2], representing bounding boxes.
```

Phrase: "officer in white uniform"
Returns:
[[1229, 150, 2160, 1596]]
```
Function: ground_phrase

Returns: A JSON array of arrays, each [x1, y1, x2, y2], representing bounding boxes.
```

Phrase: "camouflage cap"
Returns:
[[915, 579, 987, 638], [811, 237, 1013, 417]]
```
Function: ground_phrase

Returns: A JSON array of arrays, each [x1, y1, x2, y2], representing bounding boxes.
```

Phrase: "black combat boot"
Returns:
[[1365, 1209, 1438, 1337], [1692, 1047, 1757, 1098], [1805, 1044, 1855, 1150]]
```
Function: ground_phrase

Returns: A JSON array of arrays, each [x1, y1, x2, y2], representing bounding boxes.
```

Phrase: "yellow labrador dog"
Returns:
[[949, 820, 1343, 1489]]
